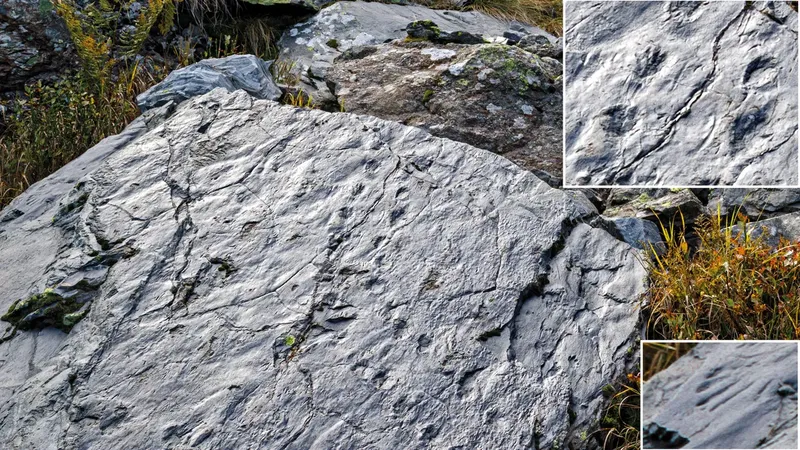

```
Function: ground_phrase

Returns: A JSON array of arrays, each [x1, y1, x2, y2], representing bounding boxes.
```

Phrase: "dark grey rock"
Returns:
[[0, 88, 646, 449], [326, 41, 563, 177], [564, 1, 798, 186], [603, 216, 664, 252], [0, 0, 73, 91], [644, 342, 798, 449], [136, 55, 281, 112]]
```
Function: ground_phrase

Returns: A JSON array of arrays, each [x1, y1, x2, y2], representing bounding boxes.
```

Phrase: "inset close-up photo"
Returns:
[[564, 0, 799, 186], [643, 342, 798, 449]]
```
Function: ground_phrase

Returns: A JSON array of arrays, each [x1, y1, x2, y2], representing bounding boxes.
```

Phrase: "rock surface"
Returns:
[[0, 0, 73, 91], [0, 88, 646, 449], [643, 342, 798, 449], [276, 1, 554, 103], [564, 1, 799, 186], [136, 54, 282, 112], [327, 41, 563, 177]]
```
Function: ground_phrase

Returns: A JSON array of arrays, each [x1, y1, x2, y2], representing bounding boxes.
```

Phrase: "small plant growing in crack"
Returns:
[[284, 334, 296, 347]]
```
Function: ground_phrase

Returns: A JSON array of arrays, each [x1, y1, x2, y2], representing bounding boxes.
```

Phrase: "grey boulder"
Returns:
[[136, 54, 281, 112], [644, 342, 798, 449], [276, 1, 555, 103], [0, 88, 646, 449], [564, 1, 798, 186]]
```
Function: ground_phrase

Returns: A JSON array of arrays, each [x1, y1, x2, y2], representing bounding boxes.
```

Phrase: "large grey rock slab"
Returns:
[[276, 1, 555, 103], [564, 1, 799, 186], [0, 88, 646, 449], [327, 41, 563, 177], [136, 55, 281, 112], [643, 342, 798, 449], [0, 0, 72, 91]]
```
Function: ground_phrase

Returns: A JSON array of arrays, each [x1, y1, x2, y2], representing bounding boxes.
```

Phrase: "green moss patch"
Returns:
[[2, 290, 87, 332]]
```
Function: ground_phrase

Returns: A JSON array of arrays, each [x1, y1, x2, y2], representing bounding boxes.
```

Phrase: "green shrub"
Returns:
[[644, 208, 800, 340]]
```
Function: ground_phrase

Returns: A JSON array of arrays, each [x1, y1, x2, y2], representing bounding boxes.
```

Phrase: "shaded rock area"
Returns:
[[643, 342, 798, 449], [0, 88, 646, 449], [276, 1, 553, 104], [0, 0, 73, 92], [564, 1, 798, 186], [327, 40, 563, 177]]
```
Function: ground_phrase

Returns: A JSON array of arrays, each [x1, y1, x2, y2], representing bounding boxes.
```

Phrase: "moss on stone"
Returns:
[[2, 290, 86, 332], [326, 39, 339, 49], [422, 89, 434, 103]]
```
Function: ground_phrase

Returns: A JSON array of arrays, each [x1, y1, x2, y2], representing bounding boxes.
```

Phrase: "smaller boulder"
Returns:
[[604, 189, 703, 227], [136, 55, 281, 112], [406, 20, 486, 45]]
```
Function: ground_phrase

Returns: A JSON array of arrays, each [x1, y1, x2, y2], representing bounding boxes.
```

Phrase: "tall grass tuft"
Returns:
[[644, 206, 800, 340], [467, 0, 562, 35], [413, 0, 562, 35], [598, 373, 640, 450], [642, 342, 696, 381]]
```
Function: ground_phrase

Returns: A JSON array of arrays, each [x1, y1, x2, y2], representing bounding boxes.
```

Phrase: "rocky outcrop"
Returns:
[[564, 1, 798, 186], [0, 0, 73, 92], [276, 1, 554, 103], [0, 87, 646, 449], [644, 342, 798, 449], [327, 41, 563, 177]]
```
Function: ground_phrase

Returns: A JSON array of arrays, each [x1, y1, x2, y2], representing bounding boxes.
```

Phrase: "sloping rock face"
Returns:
[[327, 41, 563, 177], [0, 0, 73, 92], [564, 1, 798, 186], [276, 1, 554, 103], [0, 88, 646, 449], [643, 342, 798, 449]]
